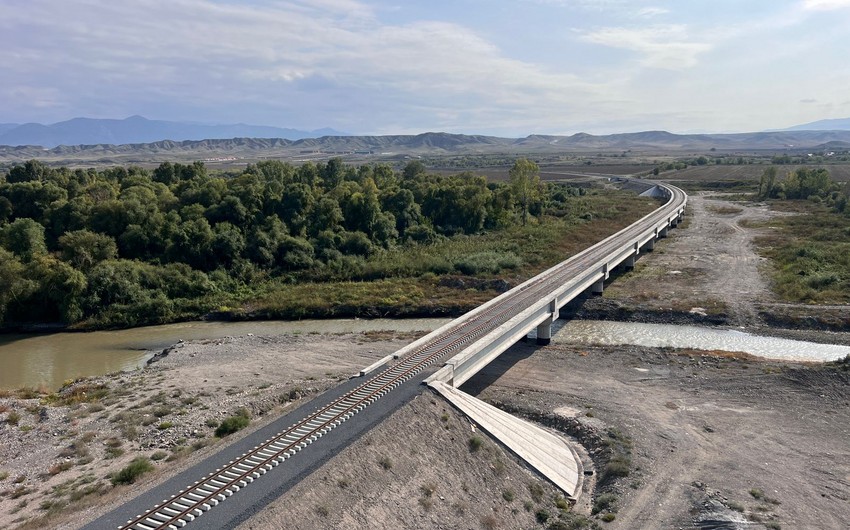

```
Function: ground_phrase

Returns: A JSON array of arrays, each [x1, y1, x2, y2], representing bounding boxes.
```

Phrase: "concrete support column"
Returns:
[[536, 316, 553, 345], [592, 278, 604, 295], [624, 254, 636, 269], [644, 237, 655, 251], [659, 226, 669, 238]]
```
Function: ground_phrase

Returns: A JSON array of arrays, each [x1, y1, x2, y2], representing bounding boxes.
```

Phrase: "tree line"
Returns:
[[756, 166, 849, 213], [0, 158, 574, 327]]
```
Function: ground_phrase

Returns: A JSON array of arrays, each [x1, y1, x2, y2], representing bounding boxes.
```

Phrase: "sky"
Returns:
[[2, 0, 850, 136]]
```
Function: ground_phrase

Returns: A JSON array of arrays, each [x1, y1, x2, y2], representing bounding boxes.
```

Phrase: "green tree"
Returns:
[[58, 230, 118, 270], [758, 167, 778, 199], [403, 160, 426, 180], [1, 218, 47, 260], [509, 158, 541, 226], [0, 248, 37, 323]]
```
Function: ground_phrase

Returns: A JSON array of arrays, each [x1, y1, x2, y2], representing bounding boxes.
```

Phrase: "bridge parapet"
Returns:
[[425, 181, 686, 388]]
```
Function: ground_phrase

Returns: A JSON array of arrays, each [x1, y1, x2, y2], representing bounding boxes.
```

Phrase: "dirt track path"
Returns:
[[602, 191, 785, 328]]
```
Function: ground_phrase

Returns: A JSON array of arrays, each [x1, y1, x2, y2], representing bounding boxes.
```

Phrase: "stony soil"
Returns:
[[467, 341, 850, 530], [0, 331, 418, 529]]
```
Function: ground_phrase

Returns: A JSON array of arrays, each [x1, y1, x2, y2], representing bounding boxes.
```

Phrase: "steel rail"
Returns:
[[118, 181, 686, 530]]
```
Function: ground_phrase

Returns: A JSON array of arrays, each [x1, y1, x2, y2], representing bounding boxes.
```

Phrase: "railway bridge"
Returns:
[[91, 181, 686, 530]]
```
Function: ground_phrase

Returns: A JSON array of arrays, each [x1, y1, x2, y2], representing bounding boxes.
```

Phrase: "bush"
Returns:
[[468, 435, 484, 452], [6, 411, 21, 426], [215, 411, 250, 437], [111, 457, 153, 485], [529, 482, 545, 503], [592, 493, 618, 515]]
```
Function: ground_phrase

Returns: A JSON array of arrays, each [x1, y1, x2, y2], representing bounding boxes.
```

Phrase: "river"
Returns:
[[0, 318, 452, 391], [2, 318, 848, 391], [552, 320, 850, 362]]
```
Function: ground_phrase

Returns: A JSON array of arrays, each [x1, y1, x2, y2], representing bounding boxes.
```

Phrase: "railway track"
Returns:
[[117, 182, 686, 530]]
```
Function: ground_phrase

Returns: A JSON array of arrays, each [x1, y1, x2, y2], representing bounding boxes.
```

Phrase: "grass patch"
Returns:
[[592, 493, 618, 515], [600, 428, 633, 485], [529, 482, 545, 503], [752, 201, 850, 303], [215, 409, 250, 437], [111, 457, 154, 485]]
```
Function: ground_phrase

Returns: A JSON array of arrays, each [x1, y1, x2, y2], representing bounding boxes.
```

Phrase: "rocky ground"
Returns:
[[2, 190, 849, 529]]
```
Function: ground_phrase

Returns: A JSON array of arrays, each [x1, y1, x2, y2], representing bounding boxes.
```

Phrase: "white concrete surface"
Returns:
[[429, 381, 582, 499]]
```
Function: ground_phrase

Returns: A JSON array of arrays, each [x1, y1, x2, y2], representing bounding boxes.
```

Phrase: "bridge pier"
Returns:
[[591, 278, 604, 295], [623, 254, 636, 269], [536, 318, 552, 345], [659, 226, 669, 238], [643, 237, 655, 252]]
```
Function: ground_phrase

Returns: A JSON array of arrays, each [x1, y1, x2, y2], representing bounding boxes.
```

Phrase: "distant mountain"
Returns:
[[3, 129, 850, 165], [779, 117, 850, 131], [0, 116, 348, 148]]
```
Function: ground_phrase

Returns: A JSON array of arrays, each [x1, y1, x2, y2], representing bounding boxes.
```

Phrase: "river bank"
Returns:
[[5, 326, 847, 530]]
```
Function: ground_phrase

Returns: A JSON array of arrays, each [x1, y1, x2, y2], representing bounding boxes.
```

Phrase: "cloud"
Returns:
[[802, 0, 850, 10], [636, 7, 669, 18], [0, 0, 612, 133], [579, 25, 710, 69], [800, 98, 817, 103]]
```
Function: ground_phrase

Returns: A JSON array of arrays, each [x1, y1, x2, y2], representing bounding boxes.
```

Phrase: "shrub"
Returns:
[[215, 411, 250, 437], [601, 513, 616, 522], [111, 457, 154, 485], [502, 489, 515, 502], [378, 456, 393, 470], [536, 508, 551, 523], [6, 411, 21, 426], [529, 482, 545, 503], [150, 451, 168, 461], [468, 435, 484, 452], [555, 495, 571, 510], [592, 493, 618, 515]]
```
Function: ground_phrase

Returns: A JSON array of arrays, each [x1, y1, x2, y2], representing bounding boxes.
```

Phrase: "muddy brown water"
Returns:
[[3, 318, 847, 392], [0, 318, 451, 391]]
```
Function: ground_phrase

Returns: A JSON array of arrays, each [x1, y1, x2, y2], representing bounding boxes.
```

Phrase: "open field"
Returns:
[[664, 163, 850, 183]]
